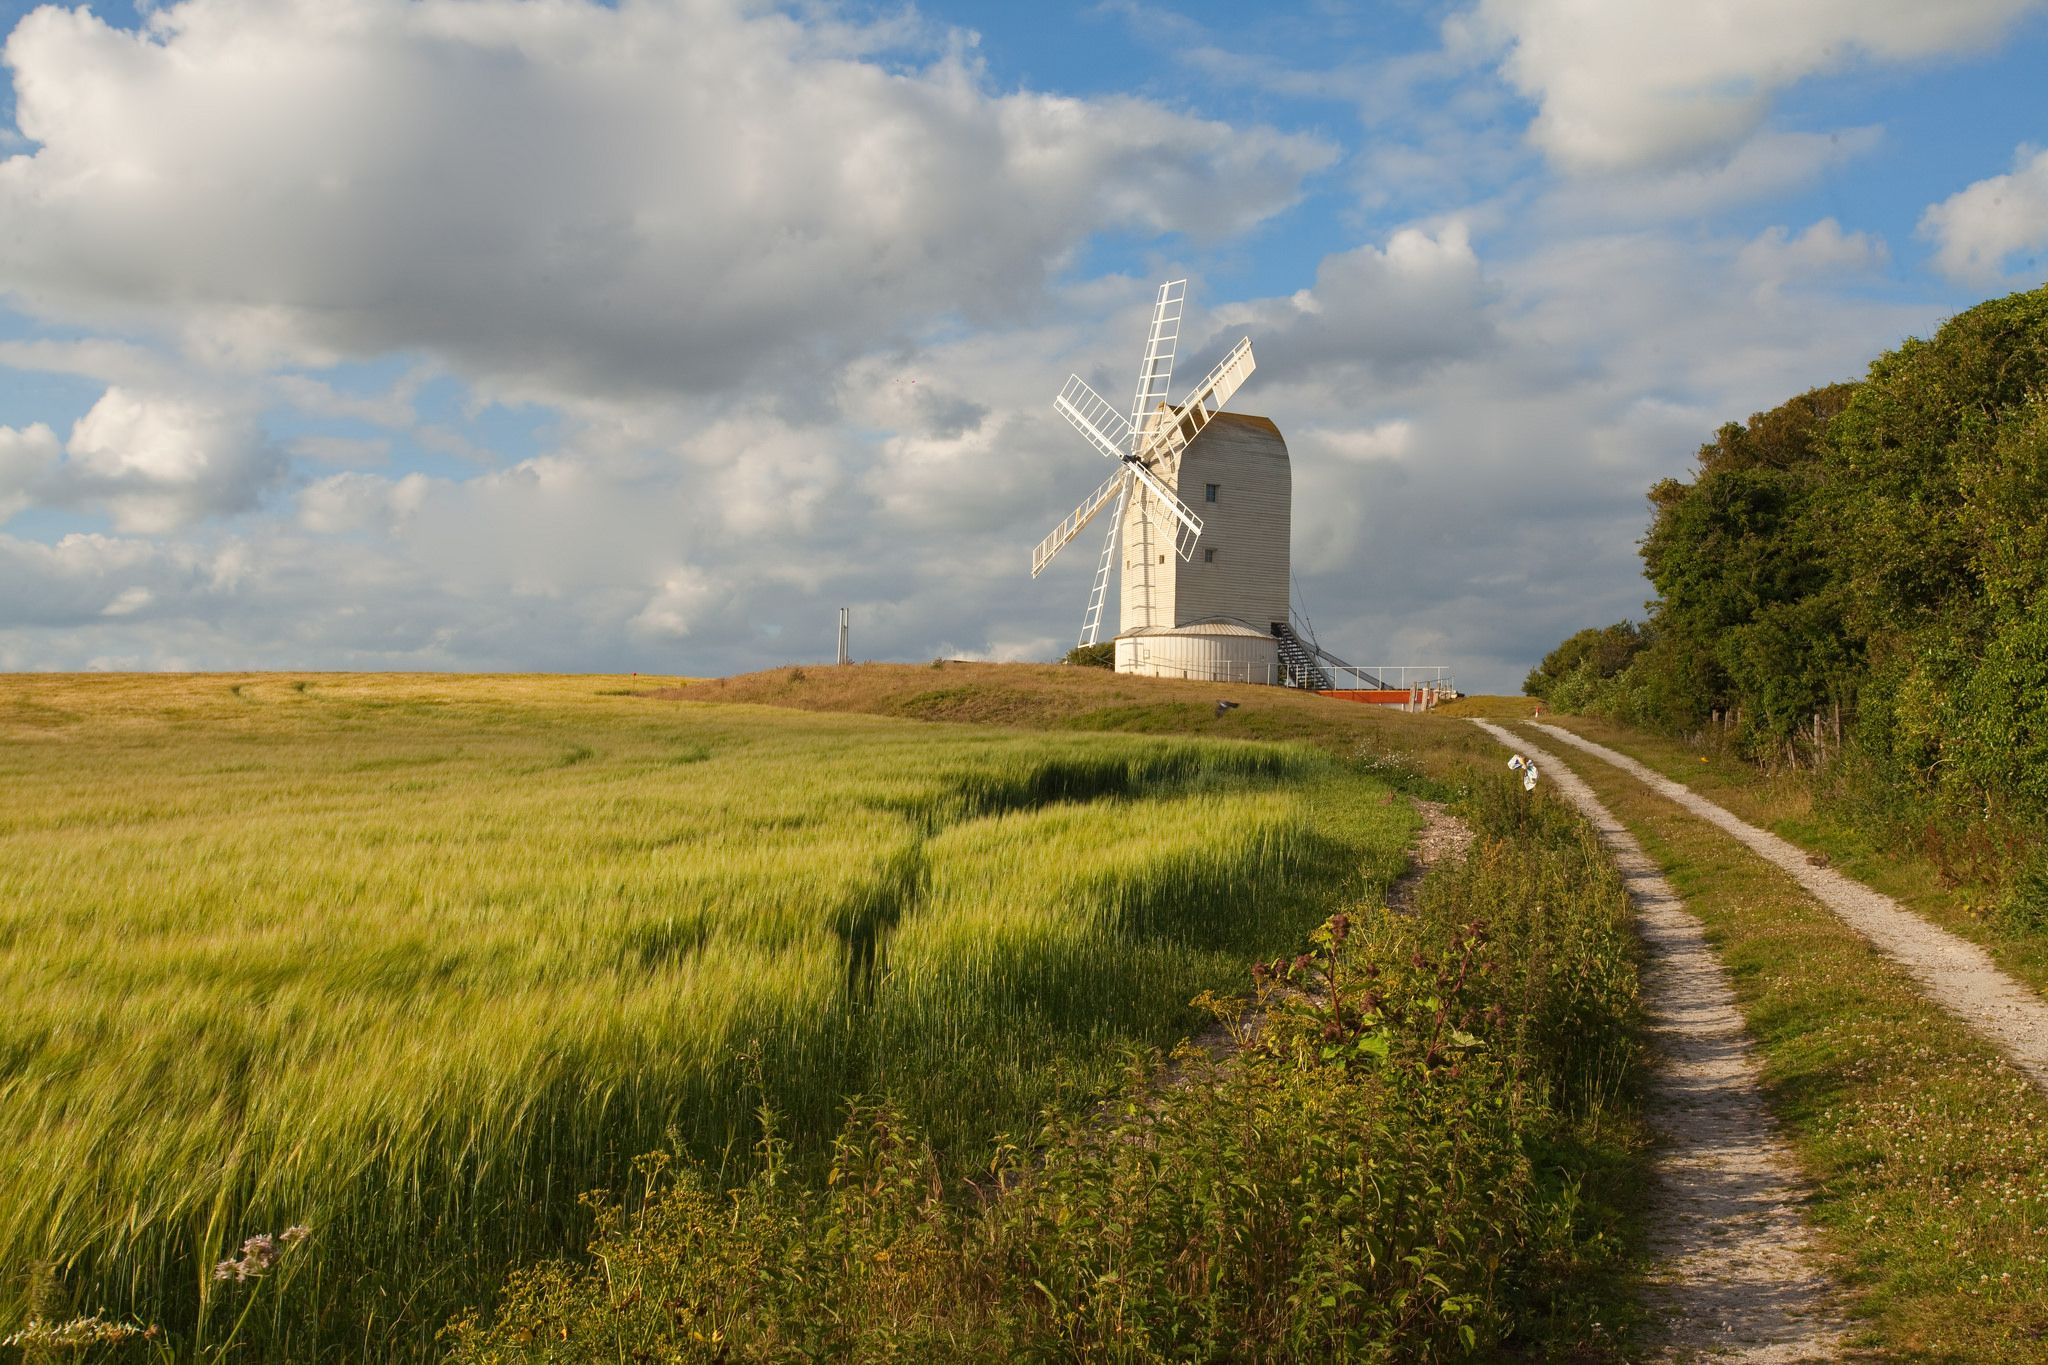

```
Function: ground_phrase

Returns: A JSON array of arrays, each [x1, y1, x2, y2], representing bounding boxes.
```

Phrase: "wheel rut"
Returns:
[[1472, 721, 1851, 1363], [1532, 721, 2048, 1094]]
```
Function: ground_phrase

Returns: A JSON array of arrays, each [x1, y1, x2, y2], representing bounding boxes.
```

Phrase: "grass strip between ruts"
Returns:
[[1511, 722, 2048, 1361]]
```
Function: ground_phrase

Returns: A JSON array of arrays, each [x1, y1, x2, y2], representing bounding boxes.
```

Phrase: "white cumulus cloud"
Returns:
[[60, 388, 282, 533], [0, 0, 1333, 406], [0, 422, 62, 523], [1308, 420, 1415, 464], [630, 569, 725, 640], [1736, 219, 1889, 291], [1920, 145, 2048, 283], [1470, 0, 2042, 174], [1215, 222, 1497, 383]]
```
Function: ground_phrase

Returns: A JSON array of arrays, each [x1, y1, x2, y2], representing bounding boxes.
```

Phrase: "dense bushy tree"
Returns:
[[1523, 622, 1647, 707], [1634, 383, 1861, 738], [1823, 288, 2048, 828], [1529, 283, 2048, 869], [1063, 642, 1115, 669]]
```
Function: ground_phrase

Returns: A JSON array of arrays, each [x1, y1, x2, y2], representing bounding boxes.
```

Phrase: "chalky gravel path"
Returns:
[[1473, 720, 1849, 1363], [1531, 721, 2048, 1095]]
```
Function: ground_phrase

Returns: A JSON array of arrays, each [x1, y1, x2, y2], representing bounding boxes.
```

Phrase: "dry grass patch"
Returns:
[[661, 662, 1503, 778]]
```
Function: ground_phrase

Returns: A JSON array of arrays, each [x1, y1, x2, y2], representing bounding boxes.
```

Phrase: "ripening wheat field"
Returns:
[[0, 672, 1412, 1358]]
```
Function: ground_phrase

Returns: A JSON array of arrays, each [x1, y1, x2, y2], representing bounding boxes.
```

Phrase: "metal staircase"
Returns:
[[1271, 620, 1333, 690], [1274, 615, 1401, 692]]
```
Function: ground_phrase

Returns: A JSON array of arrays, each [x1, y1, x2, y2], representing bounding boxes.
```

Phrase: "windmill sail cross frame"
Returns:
[[1126, 459, 1203, 562]]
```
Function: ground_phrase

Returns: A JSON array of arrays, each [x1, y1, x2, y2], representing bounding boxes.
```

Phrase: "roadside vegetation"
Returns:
[[1537, 712, 2048, 1002], [447, 769, 1646, 1363], [1525, 282, 2048, 909], [1, 671, 1648, 1360]]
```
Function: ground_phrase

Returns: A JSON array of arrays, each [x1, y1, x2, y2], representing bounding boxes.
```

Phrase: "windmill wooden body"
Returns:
[[1032, 281, 1314, 685]]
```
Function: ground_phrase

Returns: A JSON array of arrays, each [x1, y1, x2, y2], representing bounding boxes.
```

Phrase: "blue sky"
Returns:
[[1, 0, 2045, 687]]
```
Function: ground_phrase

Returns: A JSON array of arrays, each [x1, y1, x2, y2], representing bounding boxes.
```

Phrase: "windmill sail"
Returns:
[[1127, 460, 1204, 561], [1054, 375, 1131, 461], [1076, 478, 1127, 647], [1032, 466, 1130, 578], [1129, 280, 1185, 449], [1136, 336, 1255, 469]]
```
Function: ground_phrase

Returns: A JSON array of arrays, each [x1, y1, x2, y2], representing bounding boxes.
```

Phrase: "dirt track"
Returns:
[[1473, 721, 1850, 1362], [1532, 721, 2048, 1094]]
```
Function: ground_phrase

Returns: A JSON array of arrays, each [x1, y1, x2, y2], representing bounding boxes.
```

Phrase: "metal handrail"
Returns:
[[1117, 645, 1458, 701], [1321, 663, 1456, 691]]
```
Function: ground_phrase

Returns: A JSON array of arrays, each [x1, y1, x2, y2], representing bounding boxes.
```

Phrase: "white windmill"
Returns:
[[1032, 281, 1306, 684]]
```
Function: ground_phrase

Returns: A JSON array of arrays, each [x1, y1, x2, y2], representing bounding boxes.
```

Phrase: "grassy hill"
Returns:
[[655, 660, 1458, 745]]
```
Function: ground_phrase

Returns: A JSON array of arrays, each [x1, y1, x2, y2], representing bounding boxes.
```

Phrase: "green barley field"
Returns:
[[0, 672, 1414, 1358]]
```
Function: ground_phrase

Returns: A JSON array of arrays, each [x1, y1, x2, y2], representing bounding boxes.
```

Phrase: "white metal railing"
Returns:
[[1119, 647, 1457, 705], [1322, 663, 1456, 692]]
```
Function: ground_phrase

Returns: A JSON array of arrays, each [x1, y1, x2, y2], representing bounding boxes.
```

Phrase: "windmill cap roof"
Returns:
[[1158, 407, 1280, 438], [1206, 411, 1281, 437]]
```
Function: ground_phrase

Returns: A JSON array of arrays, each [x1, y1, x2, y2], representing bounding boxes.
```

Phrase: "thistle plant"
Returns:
[[212, 1225, 310, 1284]]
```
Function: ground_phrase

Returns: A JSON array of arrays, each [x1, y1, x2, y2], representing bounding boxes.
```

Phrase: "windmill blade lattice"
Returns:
[[1126, 459, 1203, 552], [1129, 280, 1184, 450], [1078, 477, 1128, 647], [1054, 375, 1130, 460], [1139, 337, 1255, 469], [1032, 465, 1129, 579]]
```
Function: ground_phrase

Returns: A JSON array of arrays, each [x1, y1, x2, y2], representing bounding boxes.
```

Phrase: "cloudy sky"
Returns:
[[1, 0, 2045, 690]]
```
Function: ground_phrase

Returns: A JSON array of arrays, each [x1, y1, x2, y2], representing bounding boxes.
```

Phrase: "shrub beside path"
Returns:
[[1472, 721, 1850, 1363], [1530, 721, 2048, 1094]]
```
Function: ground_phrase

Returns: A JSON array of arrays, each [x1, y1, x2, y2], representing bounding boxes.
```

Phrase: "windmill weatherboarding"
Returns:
[[1029, 279, 1457, 703]]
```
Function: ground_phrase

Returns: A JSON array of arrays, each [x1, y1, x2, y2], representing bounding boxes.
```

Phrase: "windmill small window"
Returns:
[[1204, 548, 1216, 563], [1205, 483, 1219, 503]]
